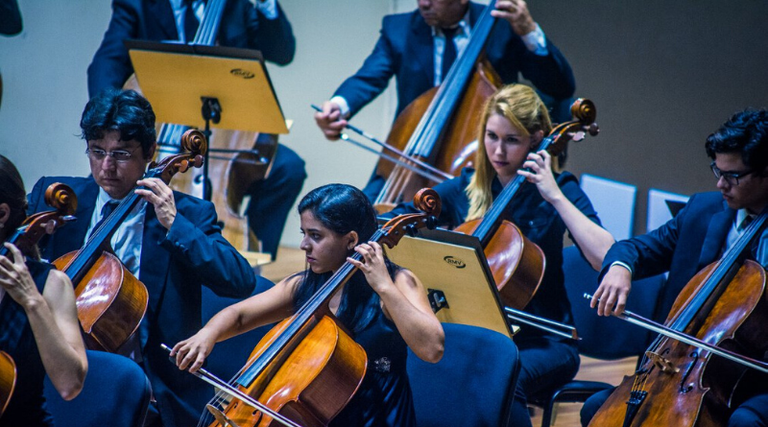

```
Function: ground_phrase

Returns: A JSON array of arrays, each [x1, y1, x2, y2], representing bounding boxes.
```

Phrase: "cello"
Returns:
[[53, 129, 206, 352], [372, 4, 503, 212], [133, 0, 279, 256], [588, 208, 768, 426], [455, 98, 599, 309], [171, 189, 441, 427], [0, 182, 78, 416]]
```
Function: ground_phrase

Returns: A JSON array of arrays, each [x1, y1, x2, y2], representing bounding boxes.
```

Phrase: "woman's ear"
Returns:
[[346, 231, 359, 251], [0, 203, 10, 228], [530, 130, 545, 151]]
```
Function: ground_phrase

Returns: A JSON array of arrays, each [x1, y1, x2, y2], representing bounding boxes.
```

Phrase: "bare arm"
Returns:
[[0, 244, 87, 400], [519, 151, 615, 270], [171, 275, 297, 373], [349, 243, 445, 363]]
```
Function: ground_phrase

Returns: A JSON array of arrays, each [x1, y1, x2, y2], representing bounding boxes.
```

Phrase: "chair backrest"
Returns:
[[407, 323, 519, 427], [201, 275, 276, 380], [44, 350, 151, 427], [563, 245, 665, 359]]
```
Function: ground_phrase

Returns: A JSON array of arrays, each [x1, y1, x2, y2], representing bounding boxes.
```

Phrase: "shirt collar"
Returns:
[[430, 11, 471, 38]]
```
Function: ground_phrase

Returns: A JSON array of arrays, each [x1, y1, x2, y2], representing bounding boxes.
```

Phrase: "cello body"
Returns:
[[589, 260, 768, 426], [53, 251, 148, 352], [207, 315, 366, 427], [455, 218, 544, 309]]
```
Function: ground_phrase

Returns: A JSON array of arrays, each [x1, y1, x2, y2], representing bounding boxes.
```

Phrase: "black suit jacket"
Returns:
[[601, 192, 736, 321], [27, 176, 256, 426], [87, 0, 295, 97], [334, 1, 575, 118]]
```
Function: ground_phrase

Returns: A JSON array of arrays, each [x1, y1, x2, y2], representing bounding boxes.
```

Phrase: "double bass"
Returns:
[[138, 0, 279, 256], [455, 99, 599, 310], [0, 182, 78, 416], [589, 208, 768, 426], [53, 130, 206, 352], [373, 4, 503, 212], [171, 189, 441, 427]]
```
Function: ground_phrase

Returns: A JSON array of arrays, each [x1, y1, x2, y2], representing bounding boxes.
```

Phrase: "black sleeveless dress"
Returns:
[[0, 259, 55, 426], [329, 302, 417, 427]]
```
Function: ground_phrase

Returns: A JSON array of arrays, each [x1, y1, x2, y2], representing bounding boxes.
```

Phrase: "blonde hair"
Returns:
[[465, 84, 552, 220]]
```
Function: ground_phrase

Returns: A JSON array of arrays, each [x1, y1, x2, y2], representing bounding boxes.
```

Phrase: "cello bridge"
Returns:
[[645, 350, 680, 374]]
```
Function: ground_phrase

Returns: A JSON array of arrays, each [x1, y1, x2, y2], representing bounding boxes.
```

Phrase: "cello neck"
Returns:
[[64, 167, 168, 284], [671, 207, 768, 333]]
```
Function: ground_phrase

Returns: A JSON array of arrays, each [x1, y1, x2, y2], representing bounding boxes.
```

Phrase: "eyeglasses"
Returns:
[[710, 161, 753, 186], [85, 146, 140, 162]]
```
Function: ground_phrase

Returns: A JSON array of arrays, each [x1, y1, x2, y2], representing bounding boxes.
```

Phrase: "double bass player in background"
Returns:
[[27, 89, 259, 427], [583, 109, 768, 427], [88, 0, 306, 261], [315, 0, 576, 202]]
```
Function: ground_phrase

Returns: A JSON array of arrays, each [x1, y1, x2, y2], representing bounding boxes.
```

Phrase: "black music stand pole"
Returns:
[[200, 97, 221, 201]]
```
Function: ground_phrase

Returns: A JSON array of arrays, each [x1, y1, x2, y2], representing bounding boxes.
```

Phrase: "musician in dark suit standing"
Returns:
[[315, 0, 575, 201], [88, 0, 305, 261], [28, 89, 260, 427], [582, 109, 768, 427]]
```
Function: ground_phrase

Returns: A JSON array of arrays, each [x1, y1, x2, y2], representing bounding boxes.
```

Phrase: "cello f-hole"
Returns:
[[679, 351, 699, 393]]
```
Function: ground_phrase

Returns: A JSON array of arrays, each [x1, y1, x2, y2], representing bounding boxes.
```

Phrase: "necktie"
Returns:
[[441, 26, 459, 83], [183, 0, 199, 43], [89, 201, 119, 240], [740, 214, 755, 232]]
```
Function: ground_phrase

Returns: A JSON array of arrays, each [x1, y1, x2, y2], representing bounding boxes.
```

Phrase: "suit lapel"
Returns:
[[409, 12, 435, 87], [698, 204, 735, 268], [146, 0, 179, 41], [139, 205, 171, 318]]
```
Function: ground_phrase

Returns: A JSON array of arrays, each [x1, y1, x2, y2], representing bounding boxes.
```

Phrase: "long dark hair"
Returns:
[[0, 155, 28, 236], [292, 184, 398, 334], [0, 155, 39, 259]]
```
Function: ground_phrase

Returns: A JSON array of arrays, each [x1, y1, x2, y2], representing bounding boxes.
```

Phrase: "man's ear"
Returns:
[[145, 142, 157, 162], [346, 231, 359, 251]]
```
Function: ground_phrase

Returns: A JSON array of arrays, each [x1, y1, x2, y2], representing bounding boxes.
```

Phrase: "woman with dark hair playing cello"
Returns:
[[0, 155, 88, 426], [171, 183, 445, 427], [386, 83, 614, 426]]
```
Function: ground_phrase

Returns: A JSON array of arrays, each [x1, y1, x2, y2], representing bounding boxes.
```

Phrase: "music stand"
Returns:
[[125, 40, 289, 200], [386, 228, 516, 338]]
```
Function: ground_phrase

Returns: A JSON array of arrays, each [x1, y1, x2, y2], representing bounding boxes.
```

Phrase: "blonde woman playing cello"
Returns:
[[386, 84, 614, 426]]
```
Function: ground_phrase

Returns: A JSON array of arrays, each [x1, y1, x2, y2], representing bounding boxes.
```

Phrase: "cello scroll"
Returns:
[[379, 188, 441, 249]]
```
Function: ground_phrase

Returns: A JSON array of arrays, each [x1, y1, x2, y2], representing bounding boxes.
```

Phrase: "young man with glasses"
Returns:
[[581, 109, 768, 427], [25, 88, 260, 427]]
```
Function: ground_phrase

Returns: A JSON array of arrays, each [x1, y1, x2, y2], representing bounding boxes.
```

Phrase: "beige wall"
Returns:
[[1, 1, 766, 249]]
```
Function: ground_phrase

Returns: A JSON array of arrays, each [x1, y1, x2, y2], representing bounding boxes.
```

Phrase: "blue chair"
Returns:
[[407, 323, 520, 427], [531, 245, 665, 427], [44, 350, 151, 427]]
